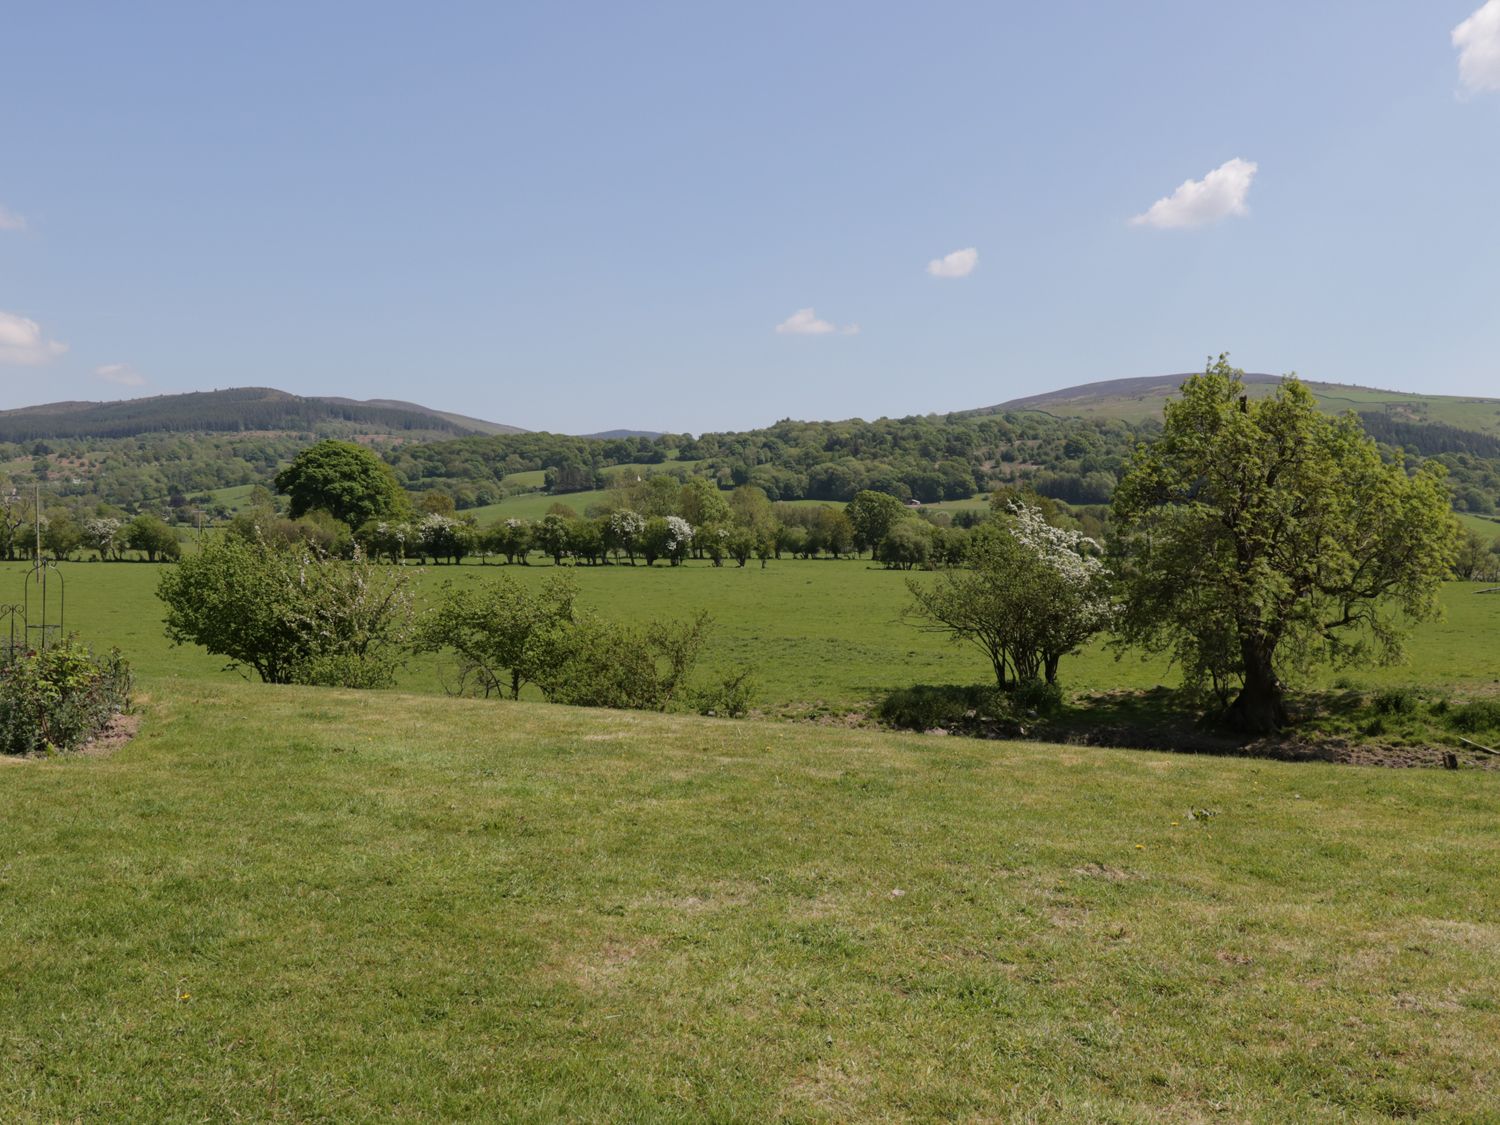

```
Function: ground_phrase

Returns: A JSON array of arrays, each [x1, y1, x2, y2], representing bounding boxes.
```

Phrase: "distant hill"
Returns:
[[582, 429, 663, 440], [0, 388, 524, 443], [975, 375, 1500, 437]]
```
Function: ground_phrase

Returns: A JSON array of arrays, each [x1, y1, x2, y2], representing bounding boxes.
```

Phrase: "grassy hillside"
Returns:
[[2, 681, 1496, 1119], [984, 375, 1500, 436], [0, 387, 519, 442]]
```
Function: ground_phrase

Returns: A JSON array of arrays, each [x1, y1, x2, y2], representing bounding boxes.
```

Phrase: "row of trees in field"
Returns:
[[906, 360, 1464, 734], [0, 488, 183, 562], [156, 536, 748, 716], [154, 362, 1476, 738]]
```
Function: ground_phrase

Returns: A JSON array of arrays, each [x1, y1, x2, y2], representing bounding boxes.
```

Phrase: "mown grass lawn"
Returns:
[[1, 682, 1497, 1120]]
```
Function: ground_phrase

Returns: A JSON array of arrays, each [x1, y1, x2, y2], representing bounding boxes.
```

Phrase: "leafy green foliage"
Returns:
[[906, 505, 1110, 686], [416, 574, 580, 700], [1447, 699, 1500, 735], [0, 640, 131, 754], [125, 513, 181, 561], [875, 683, 1004, 731], [274, 439, 409, 528], [534, 611, 711, 711], [157, 534, 413, 686], [418, 572, 715, 712], [1112, 357, 1462, 732]]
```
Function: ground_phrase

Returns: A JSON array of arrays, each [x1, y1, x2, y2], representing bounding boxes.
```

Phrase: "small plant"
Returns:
[[0, 640, 132, 755], [876, 684, 1004, 731], [1447, 700, 1500, 734], [695, 670, 757, 718], [1012, 678, 1064, 717], [1371, 687, 1419, 716]]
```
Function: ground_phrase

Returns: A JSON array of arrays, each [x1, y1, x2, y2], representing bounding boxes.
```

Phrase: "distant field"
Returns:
[[499, 468, 547, 490], [12, 560, 1500, 716], [2, 681, 1496, 1118], [204, 483, 257, 513], [1459, 512, 1500, 543], [462, 489, 614, 522]]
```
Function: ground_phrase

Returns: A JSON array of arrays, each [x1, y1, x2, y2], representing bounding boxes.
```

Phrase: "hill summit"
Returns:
[[0, 387, 526, 443]]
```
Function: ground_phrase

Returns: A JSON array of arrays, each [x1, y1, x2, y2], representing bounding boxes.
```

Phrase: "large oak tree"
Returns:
[[273, 439, 408, 529], [1111, 358, 1460, 733]]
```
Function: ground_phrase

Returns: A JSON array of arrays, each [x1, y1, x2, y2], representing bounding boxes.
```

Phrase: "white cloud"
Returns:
[[95, 363, 147, 388], [1454, 1, 1500, 94], [0, 310, 67, 366], [0, 203, 24, 232], [927, 247, 978, 279], [775, 307, 860, 336], [1131, 157, 1258, 229]]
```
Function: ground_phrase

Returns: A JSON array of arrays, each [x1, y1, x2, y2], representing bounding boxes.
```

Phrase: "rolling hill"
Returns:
[[0, 387, 524, 442], [975, 374, 1500, 437]]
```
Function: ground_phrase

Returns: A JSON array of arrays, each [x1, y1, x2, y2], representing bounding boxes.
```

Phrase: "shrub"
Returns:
[[876, 684, 1004, 731], [536, 611, 711, 711], [694, 670, 757, 718], [419, 579, 725, 713], [416, 575, 580, 700], [1371, 687, 1419, 716], [1447, 700, 1500, 734], [1012, 677, 1064, 716], [158, 534, 413, 687], [0, 641, 132, 755]]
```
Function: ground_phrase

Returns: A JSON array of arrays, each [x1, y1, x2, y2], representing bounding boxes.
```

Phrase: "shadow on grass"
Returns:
[[873, 682, 1500, 770]]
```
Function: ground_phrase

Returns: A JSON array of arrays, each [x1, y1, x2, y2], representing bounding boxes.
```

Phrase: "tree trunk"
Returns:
[[1226, 645, 1288, 733]]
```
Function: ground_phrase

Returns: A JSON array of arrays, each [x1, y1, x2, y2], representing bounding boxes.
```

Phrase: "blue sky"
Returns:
[[2, 2, 1498, 433]]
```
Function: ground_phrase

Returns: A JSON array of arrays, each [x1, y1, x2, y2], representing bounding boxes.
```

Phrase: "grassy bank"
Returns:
[[2, 682, 1497, 1119]]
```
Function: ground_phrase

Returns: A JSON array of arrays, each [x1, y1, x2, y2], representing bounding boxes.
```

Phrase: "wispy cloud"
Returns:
[[775, 307, 860, 336], [0, 203, 24, 232], [95, 363, 147, 388], [1455, 1, 1500, 95], [0, 310, 67, 366], [1131, 158, 1258, 229], [927, 247, 978, 279]]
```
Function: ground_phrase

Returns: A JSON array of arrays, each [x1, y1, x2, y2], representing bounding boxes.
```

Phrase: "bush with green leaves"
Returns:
[[157, 533, 413, 687], [1447, 700, 1500, 735], [0, 641, 132, 755], [876, 684, 1005, 732], [905, 503, 1110, 687], [416, 574, 579, 699], [418, 575, 719, 712], [536, 611, 710, 710]]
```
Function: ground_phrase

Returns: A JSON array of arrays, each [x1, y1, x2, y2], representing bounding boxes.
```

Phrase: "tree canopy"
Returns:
[[906, 504, 1110, 687], [273, 439, 409, 528], [1110, 358, 1460, 733]]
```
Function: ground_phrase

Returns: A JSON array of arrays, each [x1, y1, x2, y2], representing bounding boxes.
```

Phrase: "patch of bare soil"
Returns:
[[0, 711, 140, 763]]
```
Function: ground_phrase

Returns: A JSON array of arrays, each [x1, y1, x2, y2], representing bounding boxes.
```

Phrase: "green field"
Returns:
[[2, 682, 1497, 1118], [462, 490, 614, 523], [10, 560, 1500, 720], [1459, 511, 1500, 543]]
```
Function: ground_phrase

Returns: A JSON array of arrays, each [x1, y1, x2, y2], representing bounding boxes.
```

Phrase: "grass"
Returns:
[[1458, 511, 1500, 543], [12, 559, 1500, 721], [1, 681, 1496, 1119]]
